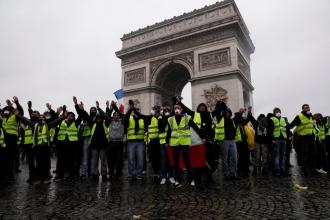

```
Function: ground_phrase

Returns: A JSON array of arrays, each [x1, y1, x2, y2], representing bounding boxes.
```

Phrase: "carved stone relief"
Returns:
[[124, 67, 146, 85], [199, 48, 231, 71], [237, 50, 251, 81], [202, 84, 228, 111]]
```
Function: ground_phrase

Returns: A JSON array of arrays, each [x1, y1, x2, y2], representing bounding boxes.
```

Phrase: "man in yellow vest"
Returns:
[[313, 113, 327, 174], [53, 109, 83, 181], [165, 104, 202, 187], [269, 107, 288, 176], [1, 96, 26, 182], [290, 104, 316, 176], [123, 100, 147, 180]]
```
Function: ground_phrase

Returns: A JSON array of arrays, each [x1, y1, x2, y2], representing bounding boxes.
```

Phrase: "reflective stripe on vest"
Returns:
[[314, 125, 325, 142], [24, 126, 33, 145], [271, 117, 287, 139], [235, 126, 242, 142], [296, 113, 313, 136], [37, 125, 48, 145], [0, 128, 6, 148], [214, 117, 225, 141], [57, 121, 78, 141], [193, 112, 201, 128], [49, 128, 56, 142], [148, 116, 159, 139], [89, 123, 109, 144], [127, 116, 145, 140], [2, 115, 18, 136], [168, 115, 191, 146]]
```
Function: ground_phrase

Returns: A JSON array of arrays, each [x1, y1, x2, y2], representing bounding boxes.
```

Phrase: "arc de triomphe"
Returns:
[[116, 0, 254, 113]]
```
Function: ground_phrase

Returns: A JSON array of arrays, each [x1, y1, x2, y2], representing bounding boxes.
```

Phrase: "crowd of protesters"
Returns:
[[0, 95, 329, 187]]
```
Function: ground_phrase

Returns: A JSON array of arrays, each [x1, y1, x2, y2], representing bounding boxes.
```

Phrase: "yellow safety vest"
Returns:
[[326, 117, 330, 136], [271, 117, 287, 139], [296, 113, 313, 136], [88, 122, 109, 144], [235, 125, 242, 142], [49, 128, 56, 142], [159, 123, 168, 145], [24, 126, 33, 145], [148, 116, 160, 139], [2, 115, 18, 136], [193, 112, 201, 128], [0, 128, 6, 148], [168, 115, 191, 146], [36, 124, 48, 145], [127, 116, 145, 140], [314, 124, 325, 142], [82, 123, 91, 137], [57, 121, 78, 142], [214, 117, 225, 141]]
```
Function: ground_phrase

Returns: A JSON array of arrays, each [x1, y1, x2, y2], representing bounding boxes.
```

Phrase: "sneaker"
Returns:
[[174, 181, 182, 188], [316, 169, 328, 174], [190, 180, 195, 187], [160, 178, 166, 185], [43, 179, 51, 184], [137, 176, 143, 180], [169, 177, 176, 184]]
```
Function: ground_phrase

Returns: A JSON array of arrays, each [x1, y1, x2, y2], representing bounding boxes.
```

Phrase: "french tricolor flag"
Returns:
[[114, 89, 125, 113]]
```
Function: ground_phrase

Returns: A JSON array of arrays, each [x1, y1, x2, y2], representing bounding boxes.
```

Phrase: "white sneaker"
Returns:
[[174, 181, 180, 186], [190, 180, 195, 187], [169, 177, 176, 184], [160, 178, 166, 185]]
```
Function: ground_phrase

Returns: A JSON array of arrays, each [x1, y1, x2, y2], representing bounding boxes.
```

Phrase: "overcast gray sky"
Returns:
[[0, 0, 329, 120]]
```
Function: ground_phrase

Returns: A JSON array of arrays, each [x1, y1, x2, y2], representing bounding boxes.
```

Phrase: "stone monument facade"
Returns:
[[116, 0, 255, 113]]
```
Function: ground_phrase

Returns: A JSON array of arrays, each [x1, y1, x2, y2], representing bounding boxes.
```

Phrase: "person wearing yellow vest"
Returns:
[[324, 116, 330, 173], [53, 110, 83, 181], [313, 113, 327, 174], [147, 106, 162, 184], [165, 104, 202, 187], [158, 106, 174, 184], [290, 104, 316, 176], [73, 96, 97, 178], [269, 107, 288, 176], [214, 108, 239, 180], [123, 100, 147, 180], [1, 97, 27, 182], [179, 100, 217, 184], [0, 124, 7, 180]]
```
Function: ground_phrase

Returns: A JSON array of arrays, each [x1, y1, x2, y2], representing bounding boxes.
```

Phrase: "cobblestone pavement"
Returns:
[[1, 153, 330, 220]]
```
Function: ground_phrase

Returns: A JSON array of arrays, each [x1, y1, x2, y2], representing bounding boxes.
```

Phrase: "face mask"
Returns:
[[276, 112, 281, 117], [4, 110, 9, 115], [45, 116, 51, 120], [312, 120, 317, 125], [160, 110, 164, 115], [306, 111, 311, 115], [242, 112, 248, 119], [165, 112, 170, 116], [150, 110, 155, 116], [174, 109, 181, 115]]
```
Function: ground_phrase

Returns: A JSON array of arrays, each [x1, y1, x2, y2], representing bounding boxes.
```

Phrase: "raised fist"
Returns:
[[73, 96, 78, 105], [27, 101, 32, 109]]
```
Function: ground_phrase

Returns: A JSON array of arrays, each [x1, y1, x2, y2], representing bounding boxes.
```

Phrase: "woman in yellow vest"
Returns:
[[165, 104, 202, 187], [313, 113, 327, 174]]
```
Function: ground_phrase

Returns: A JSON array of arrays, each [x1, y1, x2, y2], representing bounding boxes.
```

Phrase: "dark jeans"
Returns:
[[172, 145, 193, 183], [4, 134, 17, 179], [285, 139, 292, 169], [149, 138, 161, 175], [25, 144, 36, 180], [35, 144, 50, 181], [295, 136, 316, 175], [326, 137, 330, 171], [316, 140, 327, 170], [56, 141, 77, 178], [236, 141, 250, 174], [107, 141, 124, 176]]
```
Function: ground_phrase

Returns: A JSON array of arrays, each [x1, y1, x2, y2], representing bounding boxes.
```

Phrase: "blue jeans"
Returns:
[[272, 139, 286, 172], [79, 137, 91, 176], [127, 141, 145, 177], [220, 140, 238, 177]]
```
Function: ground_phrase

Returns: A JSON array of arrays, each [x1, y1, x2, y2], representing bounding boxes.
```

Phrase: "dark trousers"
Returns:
[[236, 141, 250, 174], [149, 138, 161, 175], [172, 145, 193, 183], [107, 141, 124, 176], [25, 144, 36, 180], [326, 137, 330, 171], [285, 139, 292, 169], [56, 141, 77, 178], [4, 134, 18, 179], [296, 136, 316, 175], [35, 144, 50, 181], [316, 140, 327, 170]]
